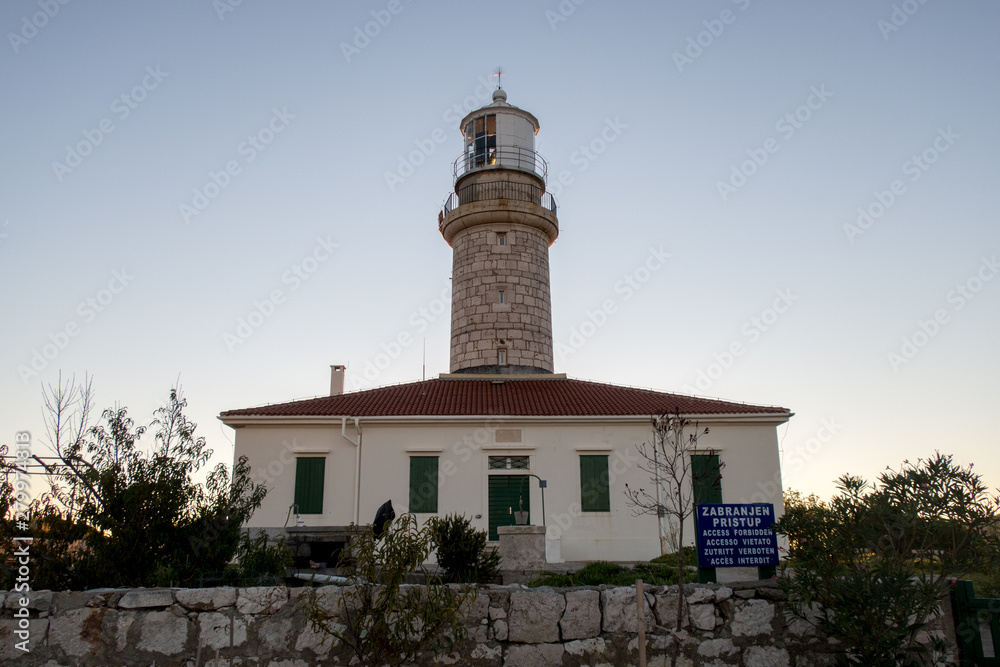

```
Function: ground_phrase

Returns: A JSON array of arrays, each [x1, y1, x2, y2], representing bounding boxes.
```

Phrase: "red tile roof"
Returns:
[[220, 377, 789, 419]]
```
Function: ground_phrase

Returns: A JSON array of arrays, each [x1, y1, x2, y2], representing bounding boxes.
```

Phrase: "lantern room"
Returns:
[[455, 88, 545, 183]]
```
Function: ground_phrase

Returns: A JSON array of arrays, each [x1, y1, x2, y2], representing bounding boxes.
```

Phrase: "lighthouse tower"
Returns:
[[439, 88, 559, 375]]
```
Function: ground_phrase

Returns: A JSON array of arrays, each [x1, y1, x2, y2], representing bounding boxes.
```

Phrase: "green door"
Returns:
[[488, 475, 529, 541]]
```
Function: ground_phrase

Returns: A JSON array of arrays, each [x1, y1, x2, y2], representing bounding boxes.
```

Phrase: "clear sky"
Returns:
[[2, 1, 998, 502]]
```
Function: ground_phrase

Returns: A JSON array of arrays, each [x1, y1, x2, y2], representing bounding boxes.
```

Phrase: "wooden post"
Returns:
[[637, 578, 647, 667]]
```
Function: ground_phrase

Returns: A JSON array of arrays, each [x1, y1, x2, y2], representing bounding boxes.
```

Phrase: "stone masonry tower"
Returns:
[[439, 88, 559, 374]]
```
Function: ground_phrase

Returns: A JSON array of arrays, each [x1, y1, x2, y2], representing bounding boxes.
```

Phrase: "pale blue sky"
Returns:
[[2, 1, 998, 500]]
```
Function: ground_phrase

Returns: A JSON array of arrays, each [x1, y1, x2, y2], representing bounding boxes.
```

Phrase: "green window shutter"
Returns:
[[409, 456, 438, 513], [691, 454, 722, 507], [294, 457, 325, 514], [580, 455, 610, 512]]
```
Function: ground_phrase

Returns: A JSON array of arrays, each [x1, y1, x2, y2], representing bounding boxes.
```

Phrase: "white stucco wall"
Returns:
[[227, 414, 787, 564], [234, 423, 358, 529]]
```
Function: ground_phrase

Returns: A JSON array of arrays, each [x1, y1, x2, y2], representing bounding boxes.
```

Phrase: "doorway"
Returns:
[[488, 475, 529, 541]]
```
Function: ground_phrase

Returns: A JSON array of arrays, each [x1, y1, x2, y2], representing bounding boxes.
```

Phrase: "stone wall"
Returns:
[[0, 581, 954, 666]]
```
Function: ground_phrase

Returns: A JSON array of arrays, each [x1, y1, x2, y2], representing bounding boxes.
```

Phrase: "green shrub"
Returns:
[[527, 572, 574, 587], [222, 531, 292, 586], [0, 381, 277, 590], [529, 558, 689, 587], [633, 561, 677, 582], [576, 560, 627, 581], [428, 514, 502, 583], [306, 514, 476, 667], [650, 546, 698, 567], [965, 570, 1000, 598], [774, 453, 1000, 666]]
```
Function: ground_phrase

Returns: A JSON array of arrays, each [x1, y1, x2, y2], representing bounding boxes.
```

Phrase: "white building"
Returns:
[[220, 88, 790, 567]]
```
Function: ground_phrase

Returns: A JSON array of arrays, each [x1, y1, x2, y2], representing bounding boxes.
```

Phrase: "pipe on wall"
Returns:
[[341, 417, 362, 525]]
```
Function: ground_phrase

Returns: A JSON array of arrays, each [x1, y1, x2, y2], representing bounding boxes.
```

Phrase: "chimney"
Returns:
[[330, 365, 346, 396]]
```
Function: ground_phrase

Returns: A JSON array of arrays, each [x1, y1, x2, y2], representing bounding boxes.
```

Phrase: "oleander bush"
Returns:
[[774, 453, 1000, 667]]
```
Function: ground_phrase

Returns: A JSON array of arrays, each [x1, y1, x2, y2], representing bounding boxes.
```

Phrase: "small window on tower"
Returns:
[[498, 349, 507, 365], [497, 232, 506, 246], [498, 291, 505, 304]]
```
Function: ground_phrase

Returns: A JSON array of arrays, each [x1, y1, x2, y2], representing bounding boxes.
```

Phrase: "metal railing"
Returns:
[[453, 146, 548, 182], [541, 192, 557, 216], [441, 181, 558, 218]]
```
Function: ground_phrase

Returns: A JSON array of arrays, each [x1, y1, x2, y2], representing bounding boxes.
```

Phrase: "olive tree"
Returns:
[[11, 374, 286, 589]]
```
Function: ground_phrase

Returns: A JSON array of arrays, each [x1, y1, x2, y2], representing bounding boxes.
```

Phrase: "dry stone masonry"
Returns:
[[0, 581, 956, 666], [448, 220, 555, 374]]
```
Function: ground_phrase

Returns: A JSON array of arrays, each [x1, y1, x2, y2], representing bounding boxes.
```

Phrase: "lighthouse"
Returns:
[[439, 87, 559, 375], [225, 83, 792, 570]]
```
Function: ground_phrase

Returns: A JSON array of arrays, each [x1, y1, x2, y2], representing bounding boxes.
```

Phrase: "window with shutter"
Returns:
[[409, 456, 439, 513], [691, 454, 723, 507], [580, 455, 610, 512], [294, 457, 325, 514]]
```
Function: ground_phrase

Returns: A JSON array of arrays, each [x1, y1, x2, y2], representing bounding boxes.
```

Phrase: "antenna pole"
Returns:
[[422, 338, 426, 381]]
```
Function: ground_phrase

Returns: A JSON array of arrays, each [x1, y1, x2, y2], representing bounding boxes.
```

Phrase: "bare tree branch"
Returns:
[[624, 410, 719, 631]]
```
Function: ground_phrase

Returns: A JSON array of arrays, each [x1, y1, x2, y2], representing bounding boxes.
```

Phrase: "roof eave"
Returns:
[[218, 411, 792, 428]]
